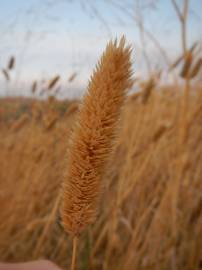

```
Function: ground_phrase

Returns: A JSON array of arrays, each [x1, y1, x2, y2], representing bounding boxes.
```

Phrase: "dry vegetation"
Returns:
[[0, 2, 201, 267], [0, 80, 201, 269], [61, 39, 133, 270]]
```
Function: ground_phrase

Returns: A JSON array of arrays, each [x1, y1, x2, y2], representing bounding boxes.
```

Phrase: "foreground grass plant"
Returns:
[[60, 36, 133, 269]]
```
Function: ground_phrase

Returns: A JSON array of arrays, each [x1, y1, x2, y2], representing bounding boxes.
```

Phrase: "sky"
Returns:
[[0, 0, 201, 97]]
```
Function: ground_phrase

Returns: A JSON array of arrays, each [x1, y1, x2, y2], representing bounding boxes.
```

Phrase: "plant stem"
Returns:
[[71, 236, 78, 270]]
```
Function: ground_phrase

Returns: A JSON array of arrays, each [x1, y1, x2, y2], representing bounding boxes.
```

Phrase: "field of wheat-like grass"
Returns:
[[0, 83, 202, 269]]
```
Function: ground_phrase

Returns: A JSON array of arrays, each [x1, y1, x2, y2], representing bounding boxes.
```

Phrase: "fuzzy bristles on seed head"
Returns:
[[61, 36, 133, 236]]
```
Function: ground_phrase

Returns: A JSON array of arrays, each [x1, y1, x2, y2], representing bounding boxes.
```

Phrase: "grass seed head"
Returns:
[[60, 36, 133, 236]]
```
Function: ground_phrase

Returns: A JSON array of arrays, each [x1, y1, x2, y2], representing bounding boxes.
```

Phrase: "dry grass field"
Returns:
[[0, 84, 201, 269], [0, 1, 201, 269]]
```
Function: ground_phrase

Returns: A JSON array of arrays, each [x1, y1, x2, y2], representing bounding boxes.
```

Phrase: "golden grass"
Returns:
[[7, 56, 15, 70], [68, 72, 77, 83], [180, 51, 193, 78], [31, 81, 37, 94], [1, 69, 10, 81], [61, 37, 133, 237], [48, 75, 60, 90], [0, 85, 201, 270], [189, 58, 202, 78]]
